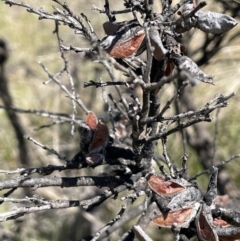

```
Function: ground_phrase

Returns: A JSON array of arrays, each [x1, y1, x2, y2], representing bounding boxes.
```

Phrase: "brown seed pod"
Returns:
[[89, 119, 109, 154], [166, 186, 201, 211], [78, 112, 109, 156], [153, 202, 200, 228], [147, 174, 186, 195], [195, 204, 219, 241], [78, 111, 98, 154], [100, 20, 146, 59], [86, 111, 98, 130], [147, 174, 201, 211], [214, 220, 240, 241], [213, 217, 229, 227]]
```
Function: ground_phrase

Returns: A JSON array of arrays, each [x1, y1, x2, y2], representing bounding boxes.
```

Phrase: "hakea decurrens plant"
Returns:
[[76, 1, 238, 240], [0, 0, 238, 240]]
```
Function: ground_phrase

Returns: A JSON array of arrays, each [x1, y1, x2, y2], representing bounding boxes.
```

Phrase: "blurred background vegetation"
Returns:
[[0, 0, 239, 240]]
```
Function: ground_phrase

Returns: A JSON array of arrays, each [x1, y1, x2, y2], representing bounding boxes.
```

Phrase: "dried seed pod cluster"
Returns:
[[147, 167, 240, 241], [78, 111, 109, 166], [147, 174, 201, 229], [99, 1, 237, 87]]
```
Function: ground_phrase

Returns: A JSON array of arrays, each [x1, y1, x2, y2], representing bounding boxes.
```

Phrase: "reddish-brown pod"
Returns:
[[86, 111, 98, 130], [105, 32, 145, 59], [214, 217, 240, 241], [147, 174, 185, 195], [100, 20, 146, 59], [89, 120, 109, 154], [213, 218, 229, 227], [153, 202, 200, 228], [195, 204, 218, 241], [154, 208, 192, 227]]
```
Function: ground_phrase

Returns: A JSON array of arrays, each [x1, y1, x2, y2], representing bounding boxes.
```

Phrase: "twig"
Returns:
[[0, 188, 18, 205], [146, 115, 212, 142], [133, 225, 154, 241], [0, 163, 81, 176], [143, 23, 153, 84], [3, 0, 85, 34], [81, 172, 143, 210], [54, 20, 77, 136], [84, 80, 127, 88], [104, 0, 115, 22], [53, 0, 93, 40], [174, 81, 189, 155], [0, 152, 135, 177], [166, 0, 190, 17], [141, 92, 234, 125], [138, 72, 178, 91], [189, 154, 240, 181], [0, 198, 82, 222], [92, 5, 133, 15], [108, 93, 129, 120], [0, 105, 81, 123], [162, 137, 176, 178], [100, 78, 116, 133], [39, 62, 89, 113], [61, 45, 93, 53], [158, 81, 188, 118], [100, 204, 146, 239], [24, 135, 69, 162], [34, 119, 66, 130], [0, 169, 25, 175], [91, 200, 131, 241], [181, 154, 188, 177], [0, 173, 142, 190], [212, 108, 220, 165]]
